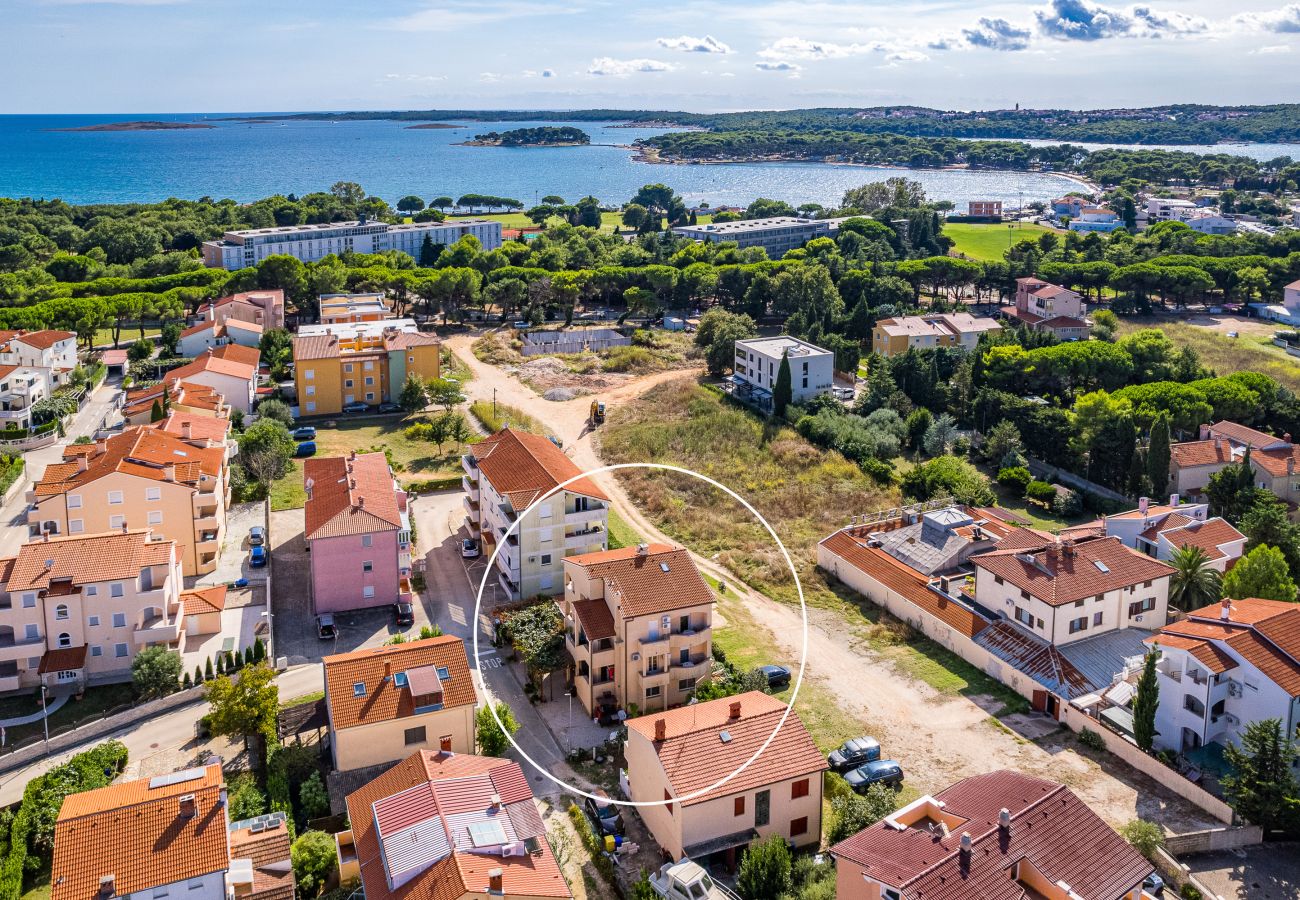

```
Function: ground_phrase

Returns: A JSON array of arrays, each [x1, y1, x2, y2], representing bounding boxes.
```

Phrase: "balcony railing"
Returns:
[[461, 455, 479, 480], [461, 475, 479, 498], [0, 635, 44, 663], [565, 507, 605, 526], [673, 654, 711, 672]]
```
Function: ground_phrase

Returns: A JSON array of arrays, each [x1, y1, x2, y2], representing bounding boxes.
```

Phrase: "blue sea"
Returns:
[[3, 114, 1297, 208]]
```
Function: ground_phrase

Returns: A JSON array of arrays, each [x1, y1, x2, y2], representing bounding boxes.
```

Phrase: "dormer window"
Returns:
[[353, 682, 366, 697]]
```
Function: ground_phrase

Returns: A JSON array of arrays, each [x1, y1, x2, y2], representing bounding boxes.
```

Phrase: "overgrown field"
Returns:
[[1115, 318, 1300, 394]]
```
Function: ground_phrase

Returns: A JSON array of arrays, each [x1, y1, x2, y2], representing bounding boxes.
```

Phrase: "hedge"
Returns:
[[566, 802, 617, 888]]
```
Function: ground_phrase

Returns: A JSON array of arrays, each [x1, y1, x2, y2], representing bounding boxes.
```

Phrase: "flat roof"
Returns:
[[735, 335, 830, 357], [676, 216, 829, 236]]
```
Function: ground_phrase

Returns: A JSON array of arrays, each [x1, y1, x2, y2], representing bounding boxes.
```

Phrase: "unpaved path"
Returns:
[[446, 335, 1218, 833]]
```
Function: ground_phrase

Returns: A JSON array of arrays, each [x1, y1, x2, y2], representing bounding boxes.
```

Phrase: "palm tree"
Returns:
[[1169, 545, 1222, 612]]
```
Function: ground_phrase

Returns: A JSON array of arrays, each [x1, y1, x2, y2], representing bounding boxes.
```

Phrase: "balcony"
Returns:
[[0, 674, 21, 694], [565, 507, 606, 527], [399, 576, 413, 605], [195, 515, 220, 534], [672, 654, 711, 675], [461, 455, 479, 482], [193, 497, 219, 518], [135, 602, 182, 645], [640, 632, 670, 649], [565, 525, 604, 551], [0, 635, 45, 664], [642, 666, 670, 686], [197, 533, 220, 553], [671, 626, 710, 650], [498, 570, 520, 602], [461, 475, 479, 499]]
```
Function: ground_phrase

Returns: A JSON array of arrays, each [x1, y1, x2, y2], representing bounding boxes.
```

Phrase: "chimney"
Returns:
[[350, 449, 357, 460], [487, 869, 503, 894], [1138, 496, 1149, 515], [1220, 598, 1232, 621], [1199, 423, 1211, 441], [1170, 493, 1180, 507], [182, 421, 192, 440], [1286, 433, 1293, 444], [959, 832, 972, 853], [1045, 543, 1059, 568], [1061, 539, 1075, 559], [1214, 435, 1222, 451], [654, 718, 666, 742], [999, 808, 1011, 831], [178, 794, 197, 819], [350, 478, 357, 490], [383, 661, 391, 679], [164, 464, 176, 482], [76, 455, 88, 473], [729, 700, 742, 720], [636, 542, 649, 556], [120, 520, 129, 534], [439, 736, 453, 754], [490, 793, 502, 812], [358, 495, 365, 508], [99, 875, 115, 897]]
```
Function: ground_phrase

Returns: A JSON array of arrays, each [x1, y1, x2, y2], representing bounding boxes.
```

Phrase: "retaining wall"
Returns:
[[1026, 456, 1131, 504], [1164, 825, 1263, 855]]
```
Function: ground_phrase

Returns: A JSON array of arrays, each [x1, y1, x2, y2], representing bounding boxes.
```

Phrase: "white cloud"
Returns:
[[962, 17, 1032, 50], [886, 49, 928, 62], [382, 73, 446, 83], [758, 37, 872, 60], [755, 60, 803, 71], [1253, 43, 1292, 53], [479, 72, 502, 82], [656, 34, 733, 54], [1234, 4, 1300, 33], [587, 57, 673, 76], [1035, 1, 1207, 41]]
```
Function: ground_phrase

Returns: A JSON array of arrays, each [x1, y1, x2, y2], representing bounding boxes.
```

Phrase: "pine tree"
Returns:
[[773, 350, 793, 418], [244, 646, 255, 666], [253, 637, 266, 663], [183, 671, 193, 689], [1222, 718, 1300, 834], [150, 399, 164, 422], [216, 653, 225, 675], [1132, 650, 1159, 752], [1147, 413, 1171, 495], [205, 657, 214, 680], [418, 234, 439, 267], [195, 665, 204, 684]]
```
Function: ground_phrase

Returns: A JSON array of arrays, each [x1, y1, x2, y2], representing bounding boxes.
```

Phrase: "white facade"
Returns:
[[0, 366, 50, 431], [0, 333, 78, 374], [1185, 214, 1237, 235], [1147, 197, 1199, 221], [674, 217, 830, 260], [201, 218, 503, 269], [122, 868, 227, 900], [733, 336, 834, 404], [178, 321, 262, 359], [170, 369, 255, 414]]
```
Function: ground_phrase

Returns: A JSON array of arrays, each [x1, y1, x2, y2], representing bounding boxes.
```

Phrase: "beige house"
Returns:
[[323, 636, 476, 772], [559, 543, 715, 717], [27, 426, 229, 577], [625, 692, 827, 866], [0, 528, 182, 693], [1169, 421, 1300, 504], [463, 427, 609, 601], [164, 347, 259, 414], [122, 380, 231, 426], [872, 313, 1001, 357]]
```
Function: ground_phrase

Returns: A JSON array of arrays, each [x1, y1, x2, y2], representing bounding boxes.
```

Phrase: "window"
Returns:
[[67, 494, 82, 509], [404, 726, 427, 746], [994, 575, 1004, 585], [735, 796, 745, 816], [69, 519, 84, 534], [1014, 607, 1033, 628], [362, 561, 373, 573], [754, 789, 770, 827], [91, 646, 103, 657], [363, 586, 375, 598], [1128, 597, 1156, 617], [55, 604, 69, 621], [645, 685, 661, 698], [365, 377, 374, 386], [24, 624, 38, 641], [345, 379, 354, 388], [791, 778, 809, 799], [353, 682, 366, 697], [436, 665, 451, 680], [1095, 594, 1104, 602], [1074, 599, 1084, 609], [153, 888, 168, 899], [306, 401, 316, 412], [114, 643, 128, 658], [146, 487, 162, 501], [364, 361, 374, 371], [1019, 589, 1031, 601], [344, 363, 353, 373], [188, 881, 204, 891], [1068, 616, 1088, 634], [679, 678, 697, 691], [108, 491, 123, 505], [790, 816, 808, 837], [540, 553, 552, 566], [304, 369, 315, 380], [110, 583, 124, 599], [884, 890, 902, 900], [1093, 611, 1104, 627], [147, 511, 162, 525], [366, 393, 375, 401], [112, 613, 126, 628], [22, 594, 35, 608], [109, 515, 125, 529]]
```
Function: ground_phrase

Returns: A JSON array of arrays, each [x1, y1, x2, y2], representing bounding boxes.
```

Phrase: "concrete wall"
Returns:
[[1164, 825, 1262, 855]]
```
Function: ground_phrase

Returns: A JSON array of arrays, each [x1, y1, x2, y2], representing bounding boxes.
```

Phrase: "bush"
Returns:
[[291, 831, 337, 898], [1119, 819, 1165, 860], [1025, 480, 1058, 505], [737, 834, 792, 900], [1078, 727, 1106, 751], [227, 773, 268, 822], [997, 466, 1033, 496], [829, 782, 898, 844], [1052, 486, 1083, 517], [901, 456, 995, 506], [1180, 885, 1203, 900], [566, 802, 617, 885]]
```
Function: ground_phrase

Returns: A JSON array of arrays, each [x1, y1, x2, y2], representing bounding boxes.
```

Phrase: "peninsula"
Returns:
[[461, 126, 591, 147], [49, 120, 215, 132], [404, 123, 463, 130]]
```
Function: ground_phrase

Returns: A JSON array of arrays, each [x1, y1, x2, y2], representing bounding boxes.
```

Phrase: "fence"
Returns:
[[520, 328, 630, 357], [1163, 825, 1262, 855], [1025, 455, 1131, 505]]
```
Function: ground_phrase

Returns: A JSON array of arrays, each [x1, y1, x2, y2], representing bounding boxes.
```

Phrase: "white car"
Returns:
[[461, 538, 481, 559]]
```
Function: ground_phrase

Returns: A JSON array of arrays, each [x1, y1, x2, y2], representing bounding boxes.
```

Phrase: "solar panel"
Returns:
[[149, 767, 206, 789], [467, 820, 507, 848]]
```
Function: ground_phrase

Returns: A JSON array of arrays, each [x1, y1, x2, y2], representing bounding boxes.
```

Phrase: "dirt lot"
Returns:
[[1176, 313, 1280, 339]]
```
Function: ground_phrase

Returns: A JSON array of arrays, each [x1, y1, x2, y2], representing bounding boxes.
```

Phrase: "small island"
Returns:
[[404, 122, 463, 130], [458, 126, 590, 147], [49, 120, 215, 132]]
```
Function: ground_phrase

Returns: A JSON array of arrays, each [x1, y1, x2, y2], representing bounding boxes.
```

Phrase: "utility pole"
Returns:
[[40, 683, 49, 754]]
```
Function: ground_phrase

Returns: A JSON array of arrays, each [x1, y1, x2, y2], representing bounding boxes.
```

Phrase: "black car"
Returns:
[[844, 760, 904, 793], [394, 602, 414, 628], [828, 736, 881, 773], [584, 795, 624, 836], [378, 402, 401, 413], [758, 664, 791, 689], [316, 614, 337, 640]]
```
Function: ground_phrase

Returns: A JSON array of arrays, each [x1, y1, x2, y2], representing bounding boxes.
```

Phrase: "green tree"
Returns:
[[1168, 545, 1222, 612], [829, 782, 898, 843], [205, 656, 214, 680], [399, 373, 429, 413], [1240, 497, 1300, 580], [1147, 413, 1171, 494], [418, 234, 441, 267], [255, 398, 293, 427], [159, 321, 182, 356], [150, 398, 164, 422], [736, 834, 792, 900], [127, 338, 154, 362], [922, 413, 958, 457], [238, 420, 296, 491], [298, 771, 330, 821], [131, 646, 182, 699], [773, 350, 792, 418], [901, 456, 994, 506], [204, 662, 279, 758], [227, 775, 267, 822], [426, 377, 465, 412], [1222, 718, 1300, 835], [1119, 819, 1165, 860], [1222, 544, 1298, 602], [396, 195, 426, 214], [983, 419, 1023, 467], [694, 307, 757, 377], [291, 830, 338, 898], [476, 701, 521, 757], [1132, 649, 1159, 752], [905, 408, 932, 453]]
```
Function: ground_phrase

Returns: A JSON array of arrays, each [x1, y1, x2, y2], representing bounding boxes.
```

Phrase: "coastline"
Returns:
[[453, 140, 590, 148], [404, 123, 462, 130], [47, 120, 215, 132]]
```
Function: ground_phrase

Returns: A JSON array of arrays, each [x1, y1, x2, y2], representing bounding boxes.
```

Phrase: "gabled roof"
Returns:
[[1209, 420, 1286, 449], [384, 331, 441, 351], [1170, 439, 1235, 469], [211, 343, 261, 368], [571, 598, 616, 640], [182, 584, 227, 615], [228, 815, 294, 900], [625, 692, 826, 807], [975, 621, 1092, 699], [1157, 598, 1300, 696], [154, 411, 231, 444], [52, 765, 230, 900], [1157, 517, 1245, 562], [304, 452, 404, 540], [565, 544, 713, 619], [4, 529, 175, 592], [32, 427, 223, 497], [12, 330, 75, 350], [324, 636, 474, 731], [471, 427, 607, 510], [292, 333, 341, 361], [972, 536, 1175, 606], [830, 770, 1151, 900], [164, 349, 257, 384]]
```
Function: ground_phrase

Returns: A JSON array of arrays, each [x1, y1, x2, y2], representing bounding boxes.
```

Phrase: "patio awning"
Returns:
[[38, 645, 88, 674], [1100, 705, 1135, 738]]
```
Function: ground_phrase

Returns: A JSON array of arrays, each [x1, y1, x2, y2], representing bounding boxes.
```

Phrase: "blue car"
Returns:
[[295, 441, 316, 457], [844, 760, 904, 793], [250, 545, 267, 568]]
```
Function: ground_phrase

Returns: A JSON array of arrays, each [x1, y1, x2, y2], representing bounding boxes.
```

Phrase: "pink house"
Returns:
[[305, 452, 412, 614]]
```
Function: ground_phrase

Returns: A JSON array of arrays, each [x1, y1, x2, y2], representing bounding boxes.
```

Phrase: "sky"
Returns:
[[3, 0, 1300, 114]]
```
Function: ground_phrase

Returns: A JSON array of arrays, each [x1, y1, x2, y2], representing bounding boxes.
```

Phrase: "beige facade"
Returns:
[[333, 704, 476, 771]]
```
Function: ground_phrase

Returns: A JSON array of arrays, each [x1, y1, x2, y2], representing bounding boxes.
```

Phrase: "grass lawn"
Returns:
[[1115, 317, 1300, 395], [0, 682, 137, 746], [20, 873, 50, 900], [441, 346, 473, 382], [606, 508, 642, 550], [93, 326, 161, 349], [945, 222, 1054, 262]]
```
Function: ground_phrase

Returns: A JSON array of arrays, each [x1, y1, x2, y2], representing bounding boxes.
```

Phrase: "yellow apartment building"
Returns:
[[293, 324, 441, 416]]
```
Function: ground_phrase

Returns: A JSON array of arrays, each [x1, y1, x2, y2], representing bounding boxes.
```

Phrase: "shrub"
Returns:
[[291, 831, 337, 898], [1180, 885, 1203, 900], [829, 783, 898, 844], [1078, 727, 1106, 751], [997, 466, 1033, 496], [736, 834, 792, 900], [1119, 819, 1165, 860], [566, 802, 616, 885], [227, 773, 268, 822], [1025, 480, 1058, 505], [1052, 486, 1083, 517]]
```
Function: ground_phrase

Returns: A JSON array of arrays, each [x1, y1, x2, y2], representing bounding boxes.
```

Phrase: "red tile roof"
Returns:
[[33, 427, 223, 497], [13, 330, 75, 350], [1209, 420, 1285, 448], [625, 692, 826, 807], [1170, 439, 1235, 470], [164, 350, 257, 383], [39, 645, 88, 674], [1156, 599, 1300, 696], [472, 427, 607, 510], [324, 636, 474, 731], [1144, 632, 1237, 674], [1250, 446, 1300, 478], [571, 598, 616, 640], [831, 770, 1151, 900], [565, 544, 713, 619], [304, 452, 404, 541], [211, 343, 261, 368], [292, 334, 341, 361], [972, 536, 1175, 606], [1158, 517, 1244, 562], [229, 817, 294, 900], [5, 529, 175, 592], [154, 411, 231, 444], [182, 584, 227, 615]]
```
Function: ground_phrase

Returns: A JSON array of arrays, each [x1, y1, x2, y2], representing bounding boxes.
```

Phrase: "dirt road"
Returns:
[[445, 333, 1218, 832]]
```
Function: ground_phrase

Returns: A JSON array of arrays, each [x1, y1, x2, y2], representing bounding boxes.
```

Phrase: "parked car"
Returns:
[[758, 664, 791, 689], [292, 426, 316, 441], [249, 545, 267, 568], [294, 441, 317, 457], [844, 760, 904, 792], [511, 321, 529, 330], [583, 794, 624, 836], [378, 402, 401, 413], [394, 602, 414, 628], [828, 736, 881, 773], [343, 402, 370, 413], [1141, 873, 1165, 898], [248, 525, 266, 547], [316, 614, 337, 640], [461, 538, 481, 559], [649, 861, 738, 900]]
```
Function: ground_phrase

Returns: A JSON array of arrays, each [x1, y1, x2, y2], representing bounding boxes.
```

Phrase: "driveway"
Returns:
[[193, 501, 269, 588], [1184, 844, 1300, 899]]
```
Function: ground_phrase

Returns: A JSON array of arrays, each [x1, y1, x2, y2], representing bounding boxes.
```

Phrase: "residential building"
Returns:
[[558, 543, 714, 717], [0, 528, 181, 693], [323, 636, 475, 771], [153, 411, 235, 452], [337, 750, 571, 900], [27, 427, 228, 577], [1052, 196, 1087, 218], [1147, 197, 1199, 221], [319, 292, 392, 324], [0, 330, 79, 389], [872, 313, 1001, 357], [1169, 421, 1300, 504], [0, 365, 52, 432], [1069, 207, 1125, 233], [673, 217, 831, 260], [304, 451, 412, 614], [1102, 496, 1245, 571], [732, 335, 834, 408], [967, 200, 1002, 217], [1004, 277, 1091, 341], [462, 427, 608, 601], [52, 765, 295, 900], [292, 322, 440, 416], [123, 380, 230, 426], [1148, 598, 1300, 759], [1184, 213, 1238, 235], [178, 318, 263, 358], [163, 348, 259, 415], [196, 289, 285, 329], [201, 218, 502, 269], [831, 770, 1153, 900], [624, 692, 827, 865]]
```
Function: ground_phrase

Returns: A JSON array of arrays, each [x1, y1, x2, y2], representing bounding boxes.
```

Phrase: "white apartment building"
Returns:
[[1102, 496, 1245, 572], [1147, 197, 1199, 221], [733, 336, 834, 407], [462, 427, 608, 601], [1149, 598, 1300, 759], [0, 365, 51, 431], [201, 217, 502, 269], [674, 217, 831, 260], [0, 331, 80, 422]]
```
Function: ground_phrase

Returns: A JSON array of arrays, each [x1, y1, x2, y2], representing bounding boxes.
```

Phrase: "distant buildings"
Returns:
[[967, 200, 1003, 217], [872, 313, 1001, 357], [201, 218, 502, 269], [1005, 277, 1091, 341], [1257, 277, 1300, 325], [1068, 207, 1125, 233], [1099, 496, 1245, 572], [179, 318, 263, 358], [1169, 421, 1300, 504], [1052, 196, 1087, 219], [0, 330, 79, 429], [1183, 212, 1238, 235], [732, 335, 834, 407], [1147, 197, 1199, 221], [673, 217, 832, 259], [304, 451, 412, 614], [292, 322, 440, 416], [196, 290, 285, 330]]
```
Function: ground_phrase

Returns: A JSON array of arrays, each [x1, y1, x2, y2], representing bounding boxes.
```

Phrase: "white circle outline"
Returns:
[[472, 461, 808, 808]]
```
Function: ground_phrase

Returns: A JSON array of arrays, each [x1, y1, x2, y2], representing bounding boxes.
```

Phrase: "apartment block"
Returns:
[[1005, 277, 1091, 341], [462, 427, 608, 601], [872, 313, 1001, 357], [1101, 496, 1245, 572], [196, 289, 285, 329], [732, 335, 834, 407], [293, 322, 440, 416], [0, 528, 182, 693], [304, 451, 412, 614], [319, 292, 392, 324], [1169, 421, 1300, 504], [163, 348, 259, 415], [559, 543, 714, 716], [27, 427, 229, 577], [673, 216, 831, 260], [967, 200, 1003, 217], [625, 692, 827, 865], [0, 329, 78, 387], [178, 318, 263, 358], [0, 365, 52, 432]]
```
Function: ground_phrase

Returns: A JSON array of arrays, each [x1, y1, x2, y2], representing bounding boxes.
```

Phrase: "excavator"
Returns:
[[589, 399, 606, 426]]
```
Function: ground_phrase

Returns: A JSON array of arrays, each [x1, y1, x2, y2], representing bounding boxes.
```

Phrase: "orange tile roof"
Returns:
[[1170, 439, 1235, 470], [571, 598, 616, 640], [384, 331, 441, 351], [180, 321, 215, 338], [472, 427, 607, 510], [13, 330, 75, 350], [164, 350, 257, 383], [972, 536, 1175, 606], [182, 584, 227, 615], [154, 412, 231, 444], [33, 427, 223, 497], [5, 529, 175, 592], [304, 452, 403, 540], [1250, 446, 1300, 478], [39, 645, 88, 674], [229, 817, 294, 900], [1144, 633, 1237, 674], [1157, 599, 1300, 696], [292, 334, 341, 361], [211, 343, 261, 368], [324, 636, 474, 731], [627, 692, 826, 807], [565, 544, 713, 618], [1157, 517, 1244, 561], [52, 766, 230, 900], [1209, 420, 1285, 448]]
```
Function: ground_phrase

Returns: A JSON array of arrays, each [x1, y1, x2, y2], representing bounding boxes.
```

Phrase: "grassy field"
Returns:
[[442, 346, 474, 382], [606, 507, 642, 550], [93, 326, 161, 348], [0, 682, 136, 746], [469, 400, 546, 435], [944, 222, 1055, 262], [1116, 317, 1300, 394]]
